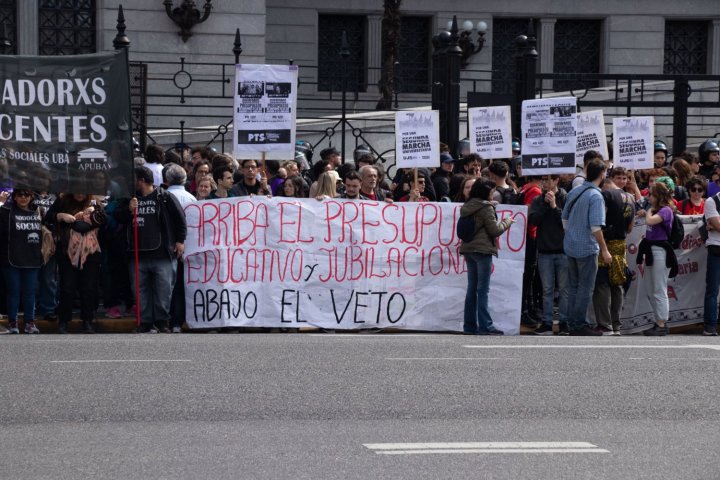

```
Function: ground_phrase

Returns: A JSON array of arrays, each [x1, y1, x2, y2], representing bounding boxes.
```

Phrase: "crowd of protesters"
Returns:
[[1, 137, 720, 336]]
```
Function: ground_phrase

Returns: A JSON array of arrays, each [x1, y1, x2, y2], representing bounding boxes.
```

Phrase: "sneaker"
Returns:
[[643, 323, 667, 336], [7, 322, 19, 334], [556, 324, 570, 336], [105, 306, 123, 319], [157, 326, 171, 334], [594, 325, 614, 336], [42, 313, 57, 321], [569, 326, 602, 336], [478, 328, 504, 336], [612, 330, 622, 336], [24, 322, 40, 334], [533, 324, 554, 336], [140, 325, 158, 334], [171, 326, 182, 334], [702, 328, 719, 336]]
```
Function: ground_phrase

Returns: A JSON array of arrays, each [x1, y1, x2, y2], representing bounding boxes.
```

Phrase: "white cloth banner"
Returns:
[[521, 97, 577, 175], [395, 111, 440, 168], [575, 110, 608, 167], [183, 198, 527, 334], [468, 106, 512, 159], [621, 215, 706, 333], [612, 116, 654, 170], [233, 64, 298, 160]]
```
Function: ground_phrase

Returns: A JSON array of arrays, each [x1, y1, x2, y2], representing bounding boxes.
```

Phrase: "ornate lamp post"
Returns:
[[447, 19, 487, 68]]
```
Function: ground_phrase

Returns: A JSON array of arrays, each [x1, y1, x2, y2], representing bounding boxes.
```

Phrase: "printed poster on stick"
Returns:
[[575, 110, 608, 167], [395, 111, 440, 168], [234, 64, 298, 160], [521, 97, 577, 176], [183, 198, 528, 334], [612, 117, 654, 170], [468, 106, 512, 159]]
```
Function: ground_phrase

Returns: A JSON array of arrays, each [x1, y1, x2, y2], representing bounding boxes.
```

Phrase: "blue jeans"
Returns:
[[463, 252, 495, 333], [36, 255, 58, 316], [130, 257, 177, 327], [564, 254, 598, 330], [537, 253, 569, 327], [704, 251, 720, 329], [2, 266, 40, 322]]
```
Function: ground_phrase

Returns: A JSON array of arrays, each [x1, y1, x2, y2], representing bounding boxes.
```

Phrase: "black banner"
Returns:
[[0, 49, 133, 196]]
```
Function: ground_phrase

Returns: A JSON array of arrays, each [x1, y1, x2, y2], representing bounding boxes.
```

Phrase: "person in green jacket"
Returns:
[[459, 180, 515, 335]]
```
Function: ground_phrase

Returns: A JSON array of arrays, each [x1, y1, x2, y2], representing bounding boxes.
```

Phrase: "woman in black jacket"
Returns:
[[0, 187, 43, 334], [45, 194, 106, 333]]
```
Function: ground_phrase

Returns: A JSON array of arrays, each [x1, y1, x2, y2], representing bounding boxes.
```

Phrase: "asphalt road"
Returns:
[[1, 333, 719, 479]]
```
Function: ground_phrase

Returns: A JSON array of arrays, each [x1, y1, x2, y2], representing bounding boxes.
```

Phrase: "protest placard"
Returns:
[[234, 64, 298, 160], [521, 97, 577, 175], [0, 49, 133, 195], [395, 111, 440, 168], [612, 116, 654, 170], [183, 199, 527, 334], [575, 110, 608, 167], [468, 106, 512, 159]]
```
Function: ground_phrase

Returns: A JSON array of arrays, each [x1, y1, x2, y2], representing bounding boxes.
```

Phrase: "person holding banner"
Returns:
[[459, 180, 515, 335], [636, 183, 679, 336], [561, 159, 610, 336], [231, 160, 271, 197], [0, 187, 43, 334]]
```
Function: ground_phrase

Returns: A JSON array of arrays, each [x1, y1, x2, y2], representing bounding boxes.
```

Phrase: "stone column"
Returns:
[[17, 1, 39, 54], [538, 18, 556, 92], [711, 20, 720, 75], [367, 15, 383, 89]]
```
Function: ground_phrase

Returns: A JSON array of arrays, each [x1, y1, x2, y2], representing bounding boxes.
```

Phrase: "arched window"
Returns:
[[39, 0, 96, 55]]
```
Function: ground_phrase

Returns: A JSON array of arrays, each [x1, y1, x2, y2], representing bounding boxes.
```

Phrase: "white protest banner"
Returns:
[[183, 198, 527, 334], [395, 110, 440, 168], [234, 64, 298, 160], [468, 106, 512, 159], [620, 215, 706, 333], [612, 116, 654, 170], [521, 97, 577, 175], [575, 110, 608, 167]]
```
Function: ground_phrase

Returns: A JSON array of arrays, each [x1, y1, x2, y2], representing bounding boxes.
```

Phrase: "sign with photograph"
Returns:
[[521, 97, 577, 176], [234, 64, 299, 160]]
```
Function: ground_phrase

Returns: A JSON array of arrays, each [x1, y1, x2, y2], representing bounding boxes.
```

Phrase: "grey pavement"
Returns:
[[1, 333, 719, 479]]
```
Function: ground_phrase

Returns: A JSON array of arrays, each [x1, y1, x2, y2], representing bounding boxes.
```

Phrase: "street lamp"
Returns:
[[446, 19, 487, 68]]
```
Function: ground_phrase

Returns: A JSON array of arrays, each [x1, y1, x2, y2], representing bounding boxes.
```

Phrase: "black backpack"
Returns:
[[456, 215, 477, 243], [496, 186, 520, 205], [661, 211, 685, 249]]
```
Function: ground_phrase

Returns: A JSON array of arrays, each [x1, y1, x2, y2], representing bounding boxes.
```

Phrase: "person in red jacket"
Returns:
[[518, 176, 543, 326]]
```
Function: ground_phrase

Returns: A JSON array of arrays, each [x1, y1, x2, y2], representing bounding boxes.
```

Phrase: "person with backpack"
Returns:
[[636, 182, 679, 336], [488, 161, 517, 204], [702, 188, 720, 336], [458, 180, 515, 335], [115, 166, 187, 333]]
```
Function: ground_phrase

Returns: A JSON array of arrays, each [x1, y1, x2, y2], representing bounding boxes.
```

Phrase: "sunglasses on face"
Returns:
[[690, 187, 704, 193], [14, 191, 32, 198]]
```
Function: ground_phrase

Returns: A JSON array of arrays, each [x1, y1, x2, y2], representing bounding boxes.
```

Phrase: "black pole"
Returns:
[[0, 22, 11, 54], [672, 78, 690, 155], [233, 28, 242, 64], [446, 16, 462, 157], [339, 31, 350, 164], [113, 4, 130, 50]]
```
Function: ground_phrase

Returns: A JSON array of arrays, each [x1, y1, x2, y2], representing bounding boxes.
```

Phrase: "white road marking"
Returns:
[[386, 357, 515, 361], [50, 359, 191, 364], [464, 345, 720, 350], [364, 442, 608, 455]]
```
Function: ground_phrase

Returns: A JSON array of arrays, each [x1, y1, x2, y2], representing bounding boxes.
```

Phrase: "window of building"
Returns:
[[664, 20, 708, 74], [0, 0, 17, 54], [553, 19, 601, 92], [491, 18, 537, 95], [318, 14, 366, 92], [39, 0, 96, 55], [393, 16, 431, 94]]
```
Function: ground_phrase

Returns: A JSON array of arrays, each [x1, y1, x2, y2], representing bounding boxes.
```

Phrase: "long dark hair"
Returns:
[[56, 193, 92, 214], [467, 179, 495, 202]]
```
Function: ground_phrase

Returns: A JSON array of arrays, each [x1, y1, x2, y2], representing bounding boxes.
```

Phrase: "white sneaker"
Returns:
[[171, 326, 182, 334]]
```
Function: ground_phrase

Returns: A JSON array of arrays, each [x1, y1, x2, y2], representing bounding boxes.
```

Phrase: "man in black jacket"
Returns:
[[528, 174, 569, 335], [117, 166, 187, 333]]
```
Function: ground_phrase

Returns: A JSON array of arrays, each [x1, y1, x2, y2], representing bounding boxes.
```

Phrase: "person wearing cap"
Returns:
[[432, 152, 456, 201], [320, 147, 342, 169]]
